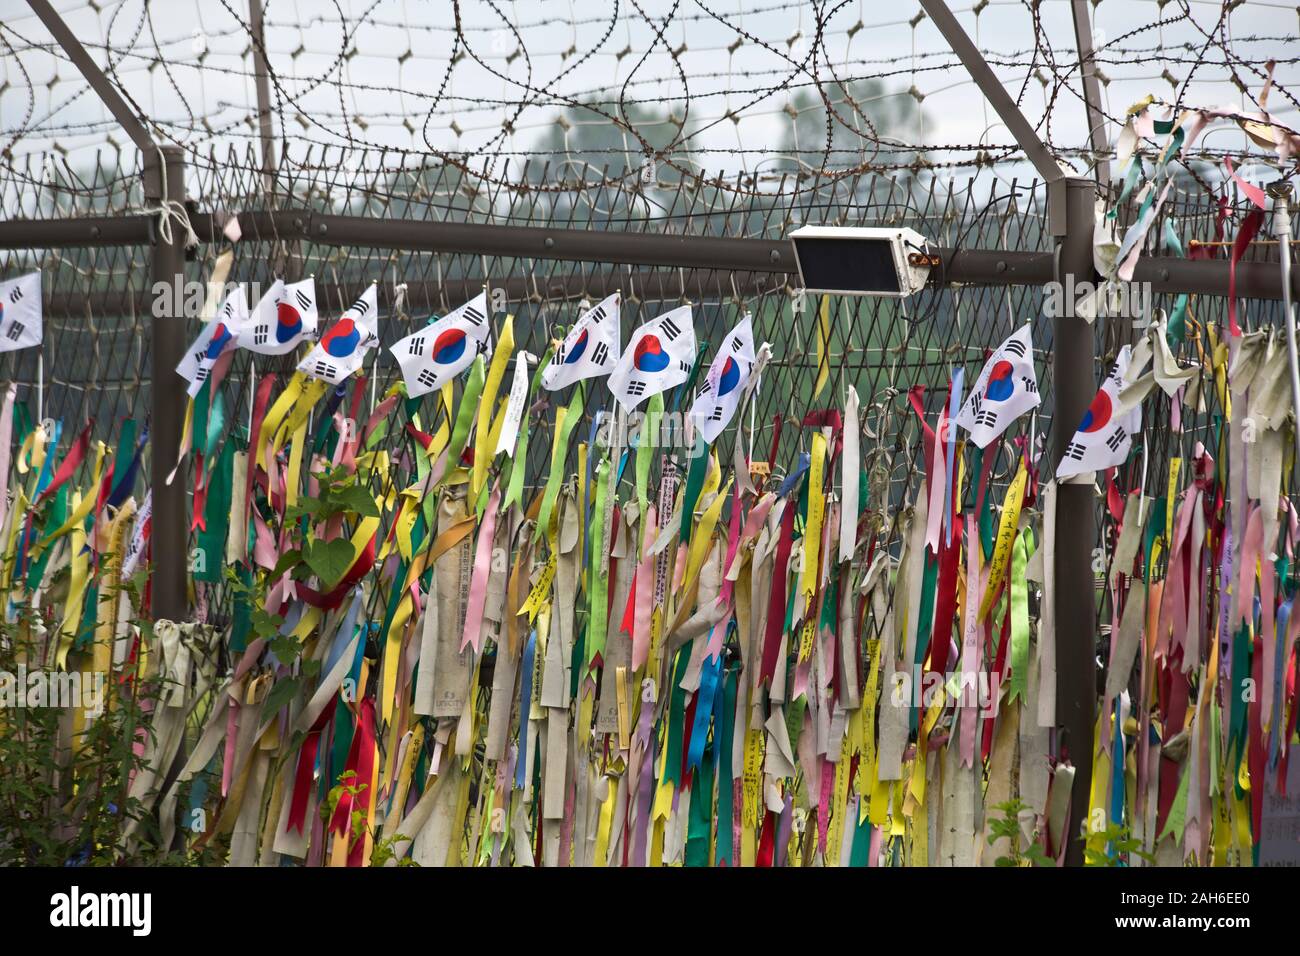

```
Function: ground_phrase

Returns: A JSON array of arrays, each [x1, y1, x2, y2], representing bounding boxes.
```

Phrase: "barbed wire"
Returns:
[[0, 0, 1297, 204]]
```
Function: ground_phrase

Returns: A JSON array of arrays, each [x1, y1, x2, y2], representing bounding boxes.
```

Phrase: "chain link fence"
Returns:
[[0, 142, 1290, 634]]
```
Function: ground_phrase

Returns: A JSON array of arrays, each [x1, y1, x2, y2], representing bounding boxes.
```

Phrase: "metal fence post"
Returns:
[[145, 146, 189, 623], [1053, 175, 1099, 865]]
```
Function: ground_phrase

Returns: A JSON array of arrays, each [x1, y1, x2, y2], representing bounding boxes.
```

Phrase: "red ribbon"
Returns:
[[35, 420, 94, 506], [329, 697, 377, 866], [1228, 207, 1264, 336], [287, 702, 335, 834], [759, 500, 797, 686], [296, 533, 377, 610]]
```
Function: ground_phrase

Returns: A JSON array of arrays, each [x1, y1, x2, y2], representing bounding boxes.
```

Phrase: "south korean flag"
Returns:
[[541, 293, 621, 391], [242, 278, 319, 355], [391, 290, 492, 398], [1056, 344, 1140, 479], [689, 313, 756, 444], [608, 305, 696, 412], [177, 286, 249, 398], [956, 323, 1041, 448], [0, 272, 42, 353], [298, 284, 379, 385]]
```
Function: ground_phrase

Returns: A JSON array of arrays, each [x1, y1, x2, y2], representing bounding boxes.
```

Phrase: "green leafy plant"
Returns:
[[318, 770, 419, 867], [0, 611, 194, 866], [987, 799, 1052, 867], [1084, 821, 1156, 867]]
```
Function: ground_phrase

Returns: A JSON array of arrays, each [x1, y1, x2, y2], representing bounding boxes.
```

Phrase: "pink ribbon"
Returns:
[[630, 505, 657, 671], [460, 486, 501, 652]]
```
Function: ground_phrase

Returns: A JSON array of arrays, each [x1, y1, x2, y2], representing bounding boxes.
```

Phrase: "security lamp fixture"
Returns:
[[788, 226, 938, 297]]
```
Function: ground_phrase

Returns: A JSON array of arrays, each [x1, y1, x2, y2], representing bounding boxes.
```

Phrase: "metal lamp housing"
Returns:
[[788, 225, 933, 297]]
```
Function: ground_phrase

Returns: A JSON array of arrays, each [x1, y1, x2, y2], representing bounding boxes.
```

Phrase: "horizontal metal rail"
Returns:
[[2, 209, 1295, 301]]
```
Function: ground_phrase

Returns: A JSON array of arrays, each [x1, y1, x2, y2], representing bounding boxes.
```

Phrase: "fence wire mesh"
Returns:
[[0, 142, 1291, 641]]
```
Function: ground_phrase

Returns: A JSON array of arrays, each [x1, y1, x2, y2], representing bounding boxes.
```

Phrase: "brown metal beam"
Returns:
[[248, 0, 278, 200], [25, 0, 156, 157], [1071, 0, 1112, 185], [916, 1, 1063, 186], [145, 146, 189, 624], [8, 209, 1296, 303]]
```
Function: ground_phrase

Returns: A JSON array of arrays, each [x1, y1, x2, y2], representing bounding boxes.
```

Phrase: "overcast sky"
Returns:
[[1, 0, 1296, 191]]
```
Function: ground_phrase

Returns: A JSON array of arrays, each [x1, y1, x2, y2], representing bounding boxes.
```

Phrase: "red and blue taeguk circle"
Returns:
[[983, 360, 1015, 402], [564, 328, 589, 365], [321, 317, 361, 357], [205, 322, 233, 359], [633, 334, 670, 373], [433, 328, 468, 365], [717, 357, 742, 396], [1079, 390, 1112, 433], [276, 301, 303, 343]]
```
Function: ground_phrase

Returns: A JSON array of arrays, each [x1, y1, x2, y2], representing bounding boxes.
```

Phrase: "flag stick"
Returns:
[[36, 348, 44, 428], [370, 358, 378, 418]]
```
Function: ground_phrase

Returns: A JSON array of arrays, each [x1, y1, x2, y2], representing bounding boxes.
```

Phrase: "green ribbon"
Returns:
[[1006, 529, 1031, 704], [502, 346, 552, 515], [25, 486, 67, 592], [74, 583, 98, 652], [909, 551, 939, 734], [585, 456, 610, 670], [192, 379, 212, 455], [1143, 498, 1166, 583], [111, 419, 137, 500], [195, 437, 235, 583], [204, 389, 227, 459], [228, 564, 253, 653], [663, 647, 691, 787], [678, 431, 709, 550], [442, 357, 485, 484], [685, 745, 714, 867], [636, 392, 663, 521], [1162, 218, 1190, 345], [536, 382, 585, 541], [714, 661, 738, 866]]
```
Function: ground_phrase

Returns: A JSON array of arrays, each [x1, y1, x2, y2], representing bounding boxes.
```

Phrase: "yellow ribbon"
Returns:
[[473, 313, 515, 498], [978, 460, 1027, 621]]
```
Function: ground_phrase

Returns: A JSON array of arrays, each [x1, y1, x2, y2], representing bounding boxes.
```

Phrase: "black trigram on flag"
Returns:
[[698, 379, 713, 396], [587, 305, 605, 324], [1105, 427, 1126, 452], [417, 369, 437, 389], [660, 317, 682, 341], [1065, 440, 1086, 460], [195, 366, 209, 382], [313, 360, 338, 379], [5, 322, 24, 341], [625, 380, 646, 397], [678, 360, 691, 374], [709, 405, 724, 421], [461, 304, 485, 327], [295, 289, 311, 310], [591, 342, 609, 367], [969, 392, 983, 415], [253, 327, 269, 345], [408, 336, 425, 356], [1003, 338, 1027, 358], [1021, 376, 1038, 393], [730, 335, 743, 352], [8, 285, 24, 304], [348, 295, 371, 317], [475, 339, 490, 356], [974, 409, 997, 428]]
